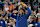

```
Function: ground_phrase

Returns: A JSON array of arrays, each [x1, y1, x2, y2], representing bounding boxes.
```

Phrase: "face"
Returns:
[[19, 9, 24, 14]]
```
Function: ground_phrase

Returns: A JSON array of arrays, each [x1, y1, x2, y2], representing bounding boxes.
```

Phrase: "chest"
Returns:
[[18, 15, 27, 22]]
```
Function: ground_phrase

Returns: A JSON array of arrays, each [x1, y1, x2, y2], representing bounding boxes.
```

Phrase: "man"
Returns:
[[16, 2, 31, 27], [11, 2, 31, 27]]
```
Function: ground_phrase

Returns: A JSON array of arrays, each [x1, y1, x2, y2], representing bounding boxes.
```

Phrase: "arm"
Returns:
[[25, 8, 32, 17], [21, 2, 31, 16]]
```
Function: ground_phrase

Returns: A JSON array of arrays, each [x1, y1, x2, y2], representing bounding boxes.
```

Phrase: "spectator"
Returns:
[[36, 15, 40, 27]]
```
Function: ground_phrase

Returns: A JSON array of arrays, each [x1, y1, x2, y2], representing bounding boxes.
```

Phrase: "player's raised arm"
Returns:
[[21, 3, 32, 16]]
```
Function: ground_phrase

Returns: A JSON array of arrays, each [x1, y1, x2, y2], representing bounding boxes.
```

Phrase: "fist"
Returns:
[[20, 2, 27, 8]]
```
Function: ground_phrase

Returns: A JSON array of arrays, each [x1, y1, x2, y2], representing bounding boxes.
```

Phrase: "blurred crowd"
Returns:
[[0, 0, 40, 27]]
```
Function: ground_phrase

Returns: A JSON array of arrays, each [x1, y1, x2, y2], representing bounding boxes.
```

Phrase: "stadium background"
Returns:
[[0, 0, 40, 27]]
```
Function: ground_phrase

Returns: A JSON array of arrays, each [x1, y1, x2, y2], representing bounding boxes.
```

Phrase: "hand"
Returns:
[[20, 2, 28, 8], [20, 2, 24, 5], [22, 4, 28, 8]]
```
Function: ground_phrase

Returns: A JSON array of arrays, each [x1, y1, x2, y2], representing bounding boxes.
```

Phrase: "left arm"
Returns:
[[25, 8, 32, 17]]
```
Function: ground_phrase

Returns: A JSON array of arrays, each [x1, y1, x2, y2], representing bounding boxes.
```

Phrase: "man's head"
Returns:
[[19, 9, 25, 15]]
